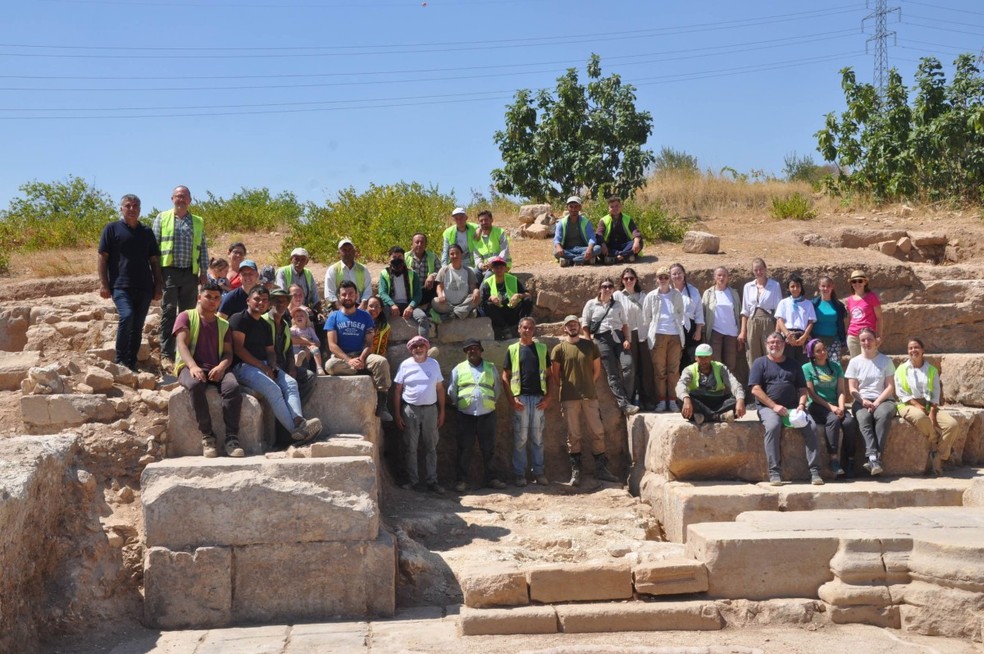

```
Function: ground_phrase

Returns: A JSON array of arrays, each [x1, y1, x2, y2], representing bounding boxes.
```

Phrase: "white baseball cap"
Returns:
[[290, 247, 310, 258], [337, 238, 354, 249], [451, 207, 467, 216], [566, 196, 582, 205]]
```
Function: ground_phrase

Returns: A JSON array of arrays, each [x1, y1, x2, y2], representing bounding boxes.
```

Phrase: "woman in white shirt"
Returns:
[[701, 266, 742, 377], [845, 327, 897, 477], [895, 337, 957, 476], [581, 278, 638, 416], [669, 262, 705, 371], [642, 267, 686, 412], [739, 258, 782, 371], [774, 273, 816, 365], [614, 267, 654, 411]]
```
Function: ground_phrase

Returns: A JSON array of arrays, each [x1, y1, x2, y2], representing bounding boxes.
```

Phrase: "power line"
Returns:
[[900, 0, 984, 19]]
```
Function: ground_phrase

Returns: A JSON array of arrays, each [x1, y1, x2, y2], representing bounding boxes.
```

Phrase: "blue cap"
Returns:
[[239, 259, 257, 271]]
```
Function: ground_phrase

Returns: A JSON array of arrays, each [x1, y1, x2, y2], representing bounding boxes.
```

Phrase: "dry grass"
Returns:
[[11, 250, 89, 279]]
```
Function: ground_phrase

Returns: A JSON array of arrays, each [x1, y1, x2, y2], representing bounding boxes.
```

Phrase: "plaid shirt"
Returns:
[[152, 211, 209, 271]]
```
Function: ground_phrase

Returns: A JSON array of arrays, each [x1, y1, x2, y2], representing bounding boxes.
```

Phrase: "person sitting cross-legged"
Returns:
[[378, 245, 432, 337], [677, 343, 746, 425], [480, 257, 532, 340], [430, 244, 481, 322]]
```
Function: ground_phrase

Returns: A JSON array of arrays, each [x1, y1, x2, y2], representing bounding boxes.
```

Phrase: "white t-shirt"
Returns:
[[713, 290, 739, 337], [395, 357, 443, 405], [676, 283, 704, 330], [655, 293, 679, 336], [775, 296, 817, 331], [845, 353, 896, 401]]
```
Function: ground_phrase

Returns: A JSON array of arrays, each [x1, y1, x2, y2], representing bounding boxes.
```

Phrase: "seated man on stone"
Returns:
[[218, 259, 259, 318], [378, 245, 432, 338], [553, 196, 601, 267], [230, 285, 323, 445], [431, 244, 480, 322], [472, 210, 511, 279], [276, 247, 322, 312], [324, 238, 372, 311], [749, 332, 823, 486], [408, 232, 440, 308], [596, 196, 643, 265], [677, 343, 745, 424], [480, 257, 532, 340], [173, 282, 244, 458], [324, 280, 393, 421]]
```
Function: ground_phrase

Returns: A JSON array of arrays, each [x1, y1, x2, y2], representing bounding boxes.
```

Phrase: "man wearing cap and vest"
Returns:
[[596, 196, 643, 265], [502, 317, 554, 487], [276, 247, 321, 310], [173, 282, 244, 458], [441, 207, 479, 266], [448, 338, 507, 492], [324, 238, 372, 311], [553, 196, 601, 267], [677, 343, 745, 425], [481, 257, 532, 340], [472, 210, 511, 279], [153, 185, 209, 367]]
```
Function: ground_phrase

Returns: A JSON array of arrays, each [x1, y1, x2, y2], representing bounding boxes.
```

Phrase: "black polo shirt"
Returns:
[[98, 219, 160, 292]]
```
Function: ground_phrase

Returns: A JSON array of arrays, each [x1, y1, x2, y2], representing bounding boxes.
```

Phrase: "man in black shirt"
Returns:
[[97, 194, 163, 370], [502, 317, 554, 487], [749, 332, 822, 486], [218, 259, 259, 318], [230, 286, 321, 446]]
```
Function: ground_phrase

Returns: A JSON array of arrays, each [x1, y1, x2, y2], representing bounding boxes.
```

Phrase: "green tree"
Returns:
[[0, 175, 115, 251], [491, 54, 655, 202]]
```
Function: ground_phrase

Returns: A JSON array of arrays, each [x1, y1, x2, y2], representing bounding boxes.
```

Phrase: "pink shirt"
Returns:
[[846, 291, 880, 336]]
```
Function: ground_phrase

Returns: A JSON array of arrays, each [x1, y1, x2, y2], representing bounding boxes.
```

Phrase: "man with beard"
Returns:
[[264, 289, 317, 448], [378, 246, 432, 338]]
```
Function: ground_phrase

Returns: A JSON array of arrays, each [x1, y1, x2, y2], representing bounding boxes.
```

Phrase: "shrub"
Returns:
[[282, 182, 456, 263], [581, 197, 687, 243], [193, 187, 304, 234], [652, 147, 699, 176], [769, 193, 816, 220], [0, 176, 115, 251]]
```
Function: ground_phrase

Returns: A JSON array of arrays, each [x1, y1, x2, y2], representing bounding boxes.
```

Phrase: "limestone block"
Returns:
[[527, 562, 632, 603], [141, 456, 379, 548], [87, 347, 115, 362], [682, 231, 720, 254], [232, 531, 396, 622], [166, 386, 266, 457], [303, 376, 378, 440], [555, 601, 723, 633], [0, 351, 39, 390], [23, 364, 65, 394], [136, 372, 157, 390], [839, 227, 907, 249], [716, 598, 826, 627], [310, 438, 374, 458], [632, 558, 709, 596], [909, 232, 947, 246], [139, 389, 169, 411], [143, 546, 232, 629], [21, 394, 116, 433], [965, 478, 984, 507], [817, 579, 892, 607], [522, 223, 552, 239], [827, 537, 911, 586], [901, 580, 984, 641], [436, 317, 494, 344], [0, 307, 30, 352], [873, 240, 897, 256], [83, 366, 115, 393], [458, 566, 529, 608], [518, 203, 552, 224], [534, 211, 555, 226], [939, 355, 984, 408], [458, 606, 558, 636], [829, 605, 901, 628], [896, 236, 913, 254]]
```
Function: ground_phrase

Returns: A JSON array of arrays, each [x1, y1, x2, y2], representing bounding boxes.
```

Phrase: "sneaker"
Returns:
[[534, 474, 549, 486], [201, 435, 218, 459], [514, 476, 528, 487], [558, 258, 570, 268], [291, 417, 322, 443], [862, 459, 873, 473], [811, 471, 825, 486], [769, 474, 783, 486], [224, 436, 245, 458], [721, 410, 736, 423], [488, 479, 507, 490], [692, 413, 705, 426], [655, 400, 669, 413], [453, 481, 468, 493], [623, 404, 640, 416], [570, 469, 581, 486], [626, 254, 637, 263], [427, 483, 446, 495], [869, 459, 884, 476], [831, 460, 846, 477]]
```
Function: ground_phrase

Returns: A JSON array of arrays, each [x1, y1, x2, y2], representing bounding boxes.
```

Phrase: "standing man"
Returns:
[[448, 339, 507, 492], [98, 194, 163, 371], [480, 257, 532, 340], [472, 210, 511, 278], [596, 196, 643, 265], [378, 246, 432, 337], [677, 343, 746, 424], [749, 332, 823, 486], [173, 282, 243, 458], [441, 207, 478, 266], [550, 315, 619, 486], [553, 196, 600, 267], [153, 185, 208, 369], [324, 281, 393, 421], [502, 317, 553, 487], [324, 238, 372, 311], [393, 336, 446, 494]]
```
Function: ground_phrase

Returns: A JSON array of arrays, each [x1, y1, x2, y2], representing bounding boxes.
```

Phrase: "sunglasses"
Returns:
[[657, 276, 670, 281], [851, 279, 866, 284], [622, 276, 636, 281], [600, 284, 614, 289]]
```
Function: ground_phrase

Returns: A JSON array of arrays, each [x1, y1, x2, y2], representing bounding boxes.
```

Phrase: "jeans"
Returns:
[[455, 411, 499, 484], [758, 406, 821, 476], [160, 267, 199, 359], [595, 332, 633, 411], [111, 287, 152, 369], [852, 399, 897, 459], [555, 244, 601, 264], [402, 403, 439, 485], [603, 240, 637, 258], [177, 366, 242, 437], [511, 395, 546, 477], [233, 362, 303, 431], [625, 331, 655, 406]]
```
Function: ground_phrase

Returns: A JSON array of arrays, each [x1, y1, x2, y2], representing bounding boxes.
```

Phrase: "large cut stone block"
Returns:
[[21, 394, 116, 433], [166, 386, 266, 457], [939, 354, 984, 408], [527, 562, 632, 603], [0, 351, 39, 391], [142, 456, 379, 548], [555, 601, 723, 633], [232, 531, 396, 622], [458, 565, 529, 608], [143, 546, 232, 629], [303, 376, 378, 440], [633, 558, 709, 596], [458, 606, 558, 636], [436, 317, 494, 343]]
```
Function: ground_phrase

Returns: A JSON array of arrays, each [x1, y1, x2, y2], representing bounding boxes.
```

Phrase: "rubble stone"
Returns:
[[682, 231, 720, 254]]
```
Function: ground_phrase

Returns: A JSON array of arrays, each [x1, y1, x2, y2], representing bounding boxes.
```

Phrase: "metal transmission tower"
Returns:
[[862, 0, 900, 95]]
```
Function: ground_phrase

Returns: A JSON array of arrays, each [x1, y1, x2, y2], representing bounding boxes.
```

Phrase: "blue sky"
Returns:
[[2, 0, 982, 209]]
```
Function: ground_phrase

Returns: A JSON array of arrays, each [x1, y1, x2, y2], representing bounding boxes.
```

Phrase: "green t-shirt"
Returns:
[[802, 360, 844, 405], [550, 339, 600, 402]]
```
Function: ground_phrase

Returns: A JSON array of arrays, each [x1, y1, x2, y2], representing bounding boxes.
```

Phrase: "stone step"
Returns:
[[645, 472, 979, 543]]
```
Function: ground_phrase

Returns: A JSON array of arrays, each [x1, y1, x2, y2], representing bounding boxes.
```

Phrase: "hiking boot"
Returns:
[[769, 474, 783, 486], [453, 481, 468, 493], [869, 459, 884, 476], [594, 454, 619, 483], [811, 471, 825, 486], [569, 454, 582, 487], [427, 483, 446, 495], [224, 436, 245, 458], [830, 459, 845, 477], [514, 476, 528, 487], [290, 417, 322, 443], [623, 403, 640, 416], [534, 474, 549, 486], [488, 479, 507, 490], [201, 434, 218, 458], [692, 412, 705, 426]]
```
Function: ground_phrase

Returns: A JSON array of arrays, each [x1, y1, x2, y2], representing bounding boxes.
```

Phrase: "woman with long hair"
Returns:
[[846, 269, 882, 357], [775, 273, 816, 365], [670, 262, 704, 370], [803, 338, 857, 478], [226, 242, 247, 290], [896, 338, 958, 476], [366, 295, 390, 356], [581, 278, 638, 416], [811, 274, 848, 363], [845, 327, 897, 476], [614, 267, 654, 410], [701, 266, 742, 376]]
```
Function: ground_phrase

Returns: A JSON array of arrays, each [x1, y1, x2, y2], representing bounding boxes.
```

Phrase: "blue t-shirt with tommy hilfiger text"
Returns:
[[325, 308, 374, 353]]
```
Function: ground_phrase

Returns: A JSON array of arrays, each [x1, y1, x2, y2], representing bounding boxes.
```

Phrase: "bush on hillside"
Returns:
[[0, 176, 115, 252], [194, 188, 304, 233], [769, 193, 816, 220]]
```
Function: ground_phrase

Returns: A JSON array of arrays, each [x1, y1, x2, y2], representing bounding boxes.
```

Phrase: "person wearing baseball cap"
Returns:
[[276, 247, 321, 311], [676, 343, 746, 425], [324, 238, 372, 311], [553, 195, 601, 267], [448, 338, 507, 492], [550, 314, 619, 486], [393, 335, 446, 494], [218, 258, 260, 319], [480, 256, 531, 340], [441, 206, 479, 267]]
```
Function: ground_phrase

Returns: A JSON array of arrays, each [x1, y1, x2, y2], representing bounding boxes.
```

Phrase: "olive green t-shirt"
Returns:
[[551, 339, 600, 401]]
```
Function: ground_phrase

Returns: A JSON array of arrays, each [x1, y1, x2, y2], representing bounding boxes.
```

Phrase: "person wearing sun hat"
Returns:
[[480, 256, 532, 340], [845, 269, 882, 357], [676, 343, 745, 424], [393, 335, 446, 494]]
